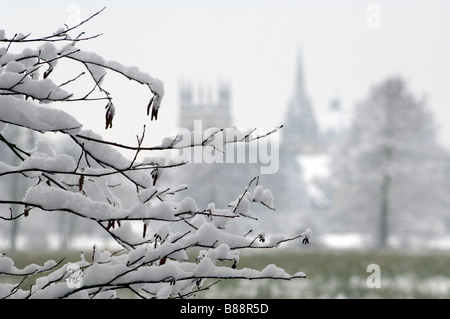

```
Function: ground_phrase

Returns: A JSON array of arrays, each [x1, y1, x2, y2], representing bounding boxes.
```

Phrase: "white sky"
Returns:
[[1, 0, 450, 152]]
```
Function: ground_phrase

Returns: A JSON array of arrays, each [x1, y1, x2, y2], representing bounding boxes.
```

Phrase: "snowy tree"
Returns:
[[0, 8, 311, 299], [329, 77, 450, 247]]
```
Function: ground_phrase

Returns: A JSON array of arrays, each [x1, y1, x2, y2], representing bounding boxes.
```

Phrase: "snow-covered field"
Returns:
[[195, 247, 450, 299], [4, 235, 450, 299], [198, 271, 450, 299]]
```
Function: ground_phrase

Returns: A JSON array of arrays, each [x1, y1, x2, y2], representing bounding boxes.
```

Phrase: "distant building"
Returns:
[[178, 80, 232, 131], [173, 76, 309, 227], [171, 53, 346, 234], [172, 79, 253, 210], [281, 52, 346, 156], [282, 52, 324, 155], [280, 51, 350, 217]]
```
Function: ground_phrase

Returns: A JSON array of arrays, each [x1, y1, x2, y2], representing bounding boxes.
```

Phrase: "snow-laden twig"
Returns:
[[0, 7, 311, 299]]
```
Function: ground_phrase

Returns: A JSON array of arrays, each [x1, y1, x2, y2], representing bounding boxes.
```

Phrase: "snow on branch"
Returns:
[[0, 96, 81, 133], [0, 256, 63, 277], [65, 50, 164, 122], [0, 7, 163, 131], [0, 7, 311, 299]]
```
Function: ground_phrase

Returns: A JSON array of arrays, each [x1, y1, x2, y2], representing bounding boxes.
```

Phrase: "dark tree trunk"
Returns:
[[379, 174, 390, 248]]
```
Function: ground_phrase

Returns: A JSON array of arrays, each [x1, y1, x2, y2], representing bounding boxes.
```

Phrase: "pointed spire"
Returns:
[[282, 49, 321, 154], [295, 50, 305, 97]]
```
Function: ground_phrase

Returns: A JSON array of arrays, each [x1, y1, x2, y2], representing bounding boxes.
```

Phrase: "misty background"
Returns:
[[1, 0, 450, 253]]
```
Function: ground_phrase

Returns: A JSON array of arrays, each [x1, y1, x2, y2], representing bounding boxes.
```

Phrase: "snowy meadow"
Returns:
[[4, 247, 450, 299]]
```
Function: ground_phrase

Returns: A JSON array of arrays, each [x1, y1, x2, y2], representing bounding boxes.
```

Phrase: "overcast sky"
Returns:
[[1, 0, 450, 152]]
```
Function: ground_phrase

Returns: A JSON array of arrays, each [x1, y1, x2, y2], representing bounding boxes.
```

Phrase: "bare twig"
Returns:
[[0, 7, 106, 44]]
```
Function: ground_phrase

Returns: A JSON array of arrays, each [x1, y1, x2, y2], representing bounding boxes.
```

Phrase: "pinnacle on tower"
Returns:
[[178, 79, 232, 131], [295, 51, 306, 98], [282, 51, 321, 154]]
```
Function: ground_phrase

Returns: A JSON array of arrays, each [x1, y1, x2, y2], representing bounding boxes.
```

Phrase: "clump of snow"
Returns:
[[95, 250, 112, 264], [178, 197, 198, 213], [0, 68, 71, 101], [234, 197, 251, 216], [77, 129, 155, 187], [0, 256, 57, 276], [194, 256, 216, 276], [5, 61, 26, 73], [156, 224, 170, 239], [259, 189, 273, 207], [0, 151, 76, 178], [138, 187, 158, 203], [38, 42, 58, 67], [23, 184, 129, 221], [261, 264, 290, 278], [207, 243, 240, 265], [0, 96, 82, 134], [71, 50, 164, 104], [156, 285, 172, 299]]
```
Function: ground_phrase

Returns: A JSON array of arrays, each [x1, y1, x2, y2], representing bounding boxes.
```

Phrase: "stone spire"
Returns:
[[282, 51, 321, 154]]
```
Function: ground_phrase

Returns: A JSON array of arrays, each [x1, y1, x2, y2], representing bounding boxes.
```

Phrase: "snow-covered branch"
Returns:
[[0, 7, 311, 299]]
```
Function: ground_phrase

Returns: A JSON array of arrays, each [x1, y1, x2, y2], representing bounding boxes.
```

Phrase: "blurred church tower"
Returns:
[[179, 80, 232, 130], [282, 52, 326, 155]]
